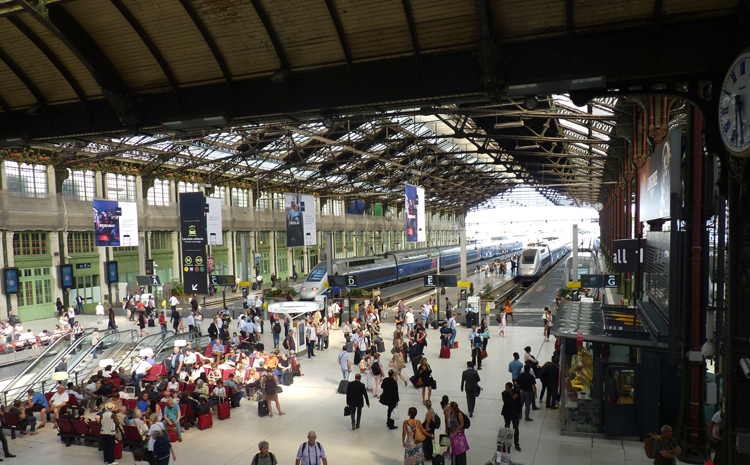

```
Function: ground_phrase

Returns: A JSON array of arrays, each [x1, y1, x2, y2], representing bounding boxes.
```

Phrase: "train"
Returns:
[[515, 238, 572, 283], [298, 238, 525, 300]]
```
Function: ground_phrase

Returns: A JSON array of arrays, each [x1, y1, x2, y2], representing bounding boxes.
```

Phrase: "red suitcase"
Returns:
[[440, 346, 451, 359], [197, 413, 213, 430], [217, 402, 231, 420], [168, 429, 178, 442], [114, 439, 122, 459], [453, 341, 458, 349]]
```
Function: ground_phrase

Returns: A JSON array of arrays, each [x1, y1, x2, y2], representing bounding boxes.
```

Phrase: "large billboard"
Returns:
[[180, 192, 208, 294], [405, 184, 426, 242], [285, 193, 317, 247], [93, 200, 138, 247], [206, 197, 223, 245], [639, 129, 680, 222]]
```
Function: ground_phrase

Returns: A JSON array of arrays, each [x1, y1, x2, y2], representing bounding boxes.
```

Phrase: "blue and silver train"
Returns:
[[299, 238, 524, 300], [515, 238, 571, 283]]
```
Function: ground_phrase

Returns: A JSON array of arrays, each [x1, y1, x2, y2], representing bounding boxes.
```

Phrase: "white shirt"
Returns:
[[134, 361, 151, 375], [147, 422, 165, 451], [18, 332, 36, 342], [448, 317, 456, 330], [169, 296, 179, 307], [186, 314, 195, 326], [296, 441, 326, 465], [405, 312, 414, 325], [711, 411, 723, 439], [67, 307, 75, 318], [50, 391, 69, 406], [254, 299, 262, 310], [96, 304, 105, 315], [66, 389, 84, 401]]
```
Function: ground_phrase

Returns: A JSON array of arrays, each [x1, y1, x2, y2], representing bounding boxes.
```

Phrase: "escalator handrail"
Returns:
[[70, 330, 140, 385], [4, 328, 120, 402], [109, 331, 177, 374]]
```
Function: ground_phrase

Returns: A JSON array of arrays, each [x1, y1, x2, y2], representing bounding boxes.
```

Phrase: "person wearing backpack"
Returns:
[[251, 440, 277, 465], [295, 431, 327, 465], [271, 315, 282, 349], [651, 425, 681, 465], [371, 353, 384, 398]]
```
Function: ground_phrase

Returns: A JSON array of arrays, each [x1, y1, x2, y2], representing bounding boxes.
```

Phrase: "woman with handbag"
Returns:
[[448, 401, 470, 465], [543, 306, 553, 342], [423, 400, 439, 461], [417, 358, 433, 404], [402, 406, 433, 465]]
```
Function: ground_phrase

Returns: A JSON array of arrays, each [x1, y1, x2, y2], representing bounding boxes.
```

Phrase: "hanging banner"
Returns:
[[405, 184, 426, 242], [180, 192, 208, 294], [639, 129, 680, 222], [285, 193, 317, 247], [93, 200, 138, 247], [206, 197, 223, 245]]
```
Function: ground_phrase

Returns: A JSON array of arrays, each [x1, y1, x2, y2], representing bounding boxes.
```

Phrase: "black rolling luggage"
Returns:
[[337, 380, 348, 394]]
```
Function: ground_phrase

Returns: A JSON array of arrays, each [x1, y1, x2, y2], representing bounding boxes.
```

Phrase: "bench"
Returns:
[[2, 412, 19, 439]]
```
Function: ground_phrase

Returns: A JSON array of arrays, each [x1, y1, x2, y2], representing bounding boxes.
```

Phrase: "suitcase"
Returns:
[[252, 282, 258, 290], [168, 429, 178, 442], [432, 454, 445, 465], [255, 342, 264, 352], [346, 342, 353, 353], [217, 402, 230, 420], [440, 346, 451, 359], [281, 371, 294, 386], [453, 341, 458, 349], [409, 375, 422, 389], [197, 413, 213, 430], [431, 321, 439, 329], [114, 439, 122, 459], [148, 318, 155, 327], [258, 400, 269, 417], [338, 380, 348, 394], [375, 338, 385, 354]]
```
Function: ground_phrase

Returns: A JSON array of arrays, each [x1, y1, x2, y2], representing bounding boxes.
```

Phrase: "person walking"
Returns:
[[295, 431, 327, 465], [152, 428, 177, 464], [517, 365, 537, 421], [55, 297, 64, 318], [96, 302, 105, 325], [501, 382, 522, 451], [251, 441, 278, 465], [306, 321, 316, 358], [338, 345, 352, 380], [402, 406, 433, 465], [272, 315, 282, 349], [543, 306, 553, 342], [468, 325, 484, 370], [345, 373, 369, 430], [372, 353, 384, 398], [448, 401, 469, 465], [100, 403, 121, 465], [263, 371, 285, 417], [170, 307, 181, 333], [460, 360, 481, 417], [380, 369, 400, 430], [498, 310, 507, 337], [504, 300, 515, 322]]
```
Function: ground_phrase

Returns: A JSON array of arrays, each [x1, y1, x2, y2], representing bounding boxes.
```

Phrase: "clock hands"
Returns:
[[737, 94, 745, 146]]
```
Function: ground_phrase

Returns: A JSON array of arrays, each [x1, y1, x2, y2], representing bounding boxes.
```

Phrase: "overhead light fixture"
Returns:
[[508, 76, 605, 97], [1, 136, 28, 148], [162, 115, 227, 130], [321, 111, 335, 129], [494, 120, 525, 129], [523, 97, 538, 110], [196, 183, 212, 188], [514, 143, 540, 151]]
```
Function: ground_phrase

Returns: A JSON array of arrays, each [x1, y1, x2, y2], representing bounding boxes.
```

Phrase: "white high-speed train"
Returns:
[[515, 238, 571, 283]]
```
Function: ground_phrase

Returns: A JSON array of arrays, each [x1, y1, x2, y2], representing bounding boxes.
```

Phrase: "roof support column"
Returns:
[[459, 218, 467, 282]]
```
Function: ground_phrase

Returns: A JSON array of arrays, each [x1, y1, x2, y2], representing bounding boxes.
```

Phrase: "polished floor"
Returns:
[[3, 312, 655, 465]]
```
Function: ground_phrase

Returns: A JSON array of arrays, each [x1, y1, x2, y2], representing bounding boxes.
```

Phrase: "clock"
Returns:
[[593, 202, 603, 212], [719, 49, 750, 156]]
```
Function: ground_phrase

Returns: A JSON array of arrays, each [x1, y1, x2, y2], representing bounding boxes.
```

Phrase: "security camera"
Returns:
[[740, 358, 750, 379]]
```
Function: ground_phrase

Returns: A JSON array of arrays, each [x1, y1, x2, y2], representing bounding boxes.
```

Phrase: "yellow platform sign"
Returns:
[[239, 281, 250, 287], [567, 281, 581, 288], [457, 282, 471, 288]]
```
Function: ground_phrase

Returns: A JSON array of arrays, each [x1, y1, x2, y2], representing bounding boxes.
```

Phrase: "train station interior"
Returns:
[[0, 0, 747, 464]]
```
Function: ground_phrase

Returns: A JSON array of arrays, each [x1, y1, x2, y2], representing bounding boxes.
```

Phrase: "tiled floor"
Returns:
[[1, 312, 657, 465]]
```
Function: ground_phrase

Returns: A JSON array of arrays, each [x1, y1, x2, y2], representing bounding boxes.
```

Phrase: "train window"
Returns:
[[307, 268, 326, 281], [522, 254, 536, 264]]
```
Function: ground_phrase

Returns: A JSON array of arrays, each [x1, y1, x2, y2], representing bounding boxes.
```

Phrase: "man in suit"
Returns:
[[460, 360, 481, 417], [208, 317, 220, 341], [379, 369, 400, 430], [502, 382, 522, 451], [345, 373, 370, 430]]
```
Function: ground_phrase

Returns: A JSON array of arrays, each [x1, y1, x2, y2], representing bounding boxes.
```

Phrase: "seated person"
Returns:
[[82, 376, 101, 412], [154, 375, 168, 393], [136, 391, 150, 415], [49, 384, 69, 420], [265, 352, 279, 373], [18, 329, 36, 344], [230, 332, 239, 348], [178, 391, 208, 422], [145, 384, 160, 401], [208, 379, 226, 412], [191, 379, 209, 402], [131, 408, 149, 439], [223, 374, 244, 406], [146, 399, 161, 422], [10, 399, 38, 435], [207, 363, 222, 384], [245, 368, 262, 396], [117, 367, 131, 384], [273, 353, 291, 382], [440, 322, 452, 347], [167, 376, 179, 392], [183, 349, 196, 367], [110, 391, 124, 412]]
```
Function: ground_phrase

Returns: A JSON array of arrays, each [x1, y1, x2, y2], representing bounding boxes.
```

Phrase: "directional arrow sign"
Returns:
[[192, 284, 198, 291]]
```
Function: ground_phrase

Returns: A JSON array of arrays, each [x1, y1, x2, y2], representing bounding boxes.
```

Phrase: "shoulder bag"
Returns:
[[414, 420, 426, 442]]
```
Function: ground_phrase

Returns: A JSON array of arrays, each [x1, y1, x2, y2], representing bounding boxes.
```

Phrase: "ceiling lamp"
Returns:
[[494, 120, 524, 129]]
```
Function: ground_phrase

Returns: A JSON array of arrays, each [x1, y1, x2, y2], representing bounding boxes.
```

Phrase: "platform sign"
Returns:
[[457, 281, 471, 288], [105, 261, 119, 283], [60, 264, 74, 289], [180, 192, 207, 294], [424, 275, 437, 287], [439, 275, 458, 287], [136, 275, 161, 286], [2, 268, 19, 294], [604, 274, 621, 288], [345, 274, 358, 288], [459, 289, 467, 300], [209, 275, 235, 287], [580, 274, 604, 288], [567, 281, 581, 288]]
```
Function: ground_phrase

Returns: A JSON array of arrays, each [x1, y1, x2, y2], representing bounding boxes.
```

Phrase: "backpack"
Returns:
[[301, 442, 323, 455], [461, 411, 471, 429], [251, 452, 275, 465], [273, 322, 281, 334], [372, 360, 382, 376], [472, 335, 482, 349], [431, 411, 441, 430], [283, 337, 289, 350], [643, 433, 659, 459]]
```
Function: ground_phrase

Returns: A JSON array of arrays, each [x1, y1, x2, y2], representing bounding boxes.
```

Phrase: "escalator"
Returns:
[[66, 330, 140, 386], [1, 328, 115, 403]]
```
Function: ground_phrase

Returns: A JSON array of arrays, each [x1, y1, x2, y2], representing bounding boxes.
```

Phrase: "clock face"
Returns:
[[593, 202, 603, 212], [719, 51, 750, 155]]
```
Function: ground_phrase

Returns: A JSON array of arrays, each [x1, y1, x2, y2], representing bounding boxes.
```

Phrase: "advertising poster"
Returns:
[[206, 197, 223, 245], [639, 129, 680, 222], [180, 192, 208, 294], [93, 200, 138, 247], [405, 184, 426, 242], [285, 193, 317, 247]]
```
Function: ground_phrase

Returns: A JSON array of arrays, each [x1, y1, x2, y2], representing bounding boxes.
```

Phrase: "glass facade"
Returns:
[[4, 161, 48, 198], [62, 169, 95, 201]]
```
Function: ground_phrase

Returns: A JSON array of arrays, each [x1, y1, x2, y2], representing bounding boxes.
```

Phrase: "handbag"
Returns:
[[433, 444, 441, 455], [432, 380, 437, 390], [388, 360, 395, 368], [450, 430, 470, 456], [480, 350, 488, 360], [414, 421, 426, 442], [390, 406, 400, 421], [344, 405, 351, 416]]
